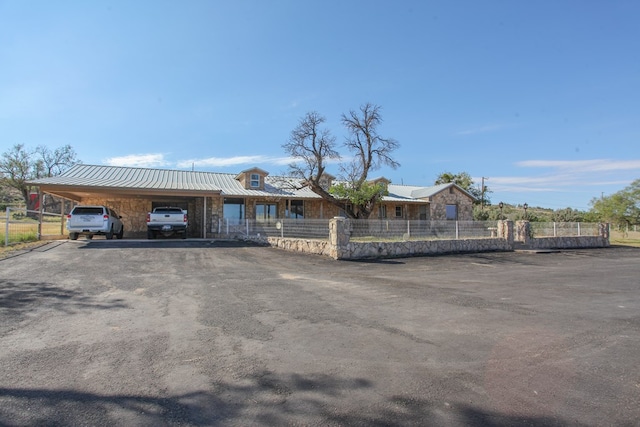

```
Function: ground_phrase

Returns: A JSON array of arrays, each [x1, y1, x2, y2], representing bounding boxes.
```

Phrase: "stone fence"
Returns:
[[251, 219, 610, 260]]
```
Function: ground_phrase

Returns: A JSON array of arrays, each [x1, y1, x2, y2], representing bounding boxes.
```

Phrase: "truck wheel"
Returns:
[[117, 226, 124, 239], [147, 230, 155, 239], [69, 233, 78, 240], [106, 226, 114, 240], [182, 230, 187, 239]]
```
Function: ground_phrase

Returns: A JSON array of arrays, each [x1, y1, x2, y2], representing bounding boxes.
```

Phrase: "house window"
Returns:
[[419, 205, 429, 221], [250, 174, 260, 188], [223, 198, 245, 223], [445, 204, 457, 220], [287, 200, 304, 219], [395, 206, 403, 218], [255, 203, 277, 222], [379, 205, 387, 218]]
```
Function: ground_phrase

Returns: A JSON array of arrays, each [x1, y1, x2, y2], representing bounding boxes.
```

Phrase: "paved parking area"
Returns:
[[1, 240, 639, 426]]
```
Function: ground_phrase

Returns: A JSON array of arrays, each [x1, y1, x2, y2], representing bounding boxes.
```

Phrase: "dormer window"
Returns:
[[371, 177, 391, 191], [236, 167, 269, 190]]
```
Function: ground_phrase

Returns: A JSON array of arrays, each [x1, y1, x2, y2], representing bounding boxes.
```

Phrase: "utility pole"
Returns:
[[481, 177, 488, 210]]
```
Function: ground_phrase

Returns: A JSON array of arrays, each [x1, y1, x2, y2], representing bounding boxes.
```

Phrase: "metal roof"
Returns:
[[29, 164, 474, 202]]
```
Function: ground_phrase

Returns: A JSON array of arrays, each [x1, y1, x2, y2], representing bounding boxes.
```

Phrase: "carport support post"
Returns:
[[37, 191, 43, 239], [60, 197, 65, 235], [4, 207, 9, 247], [202, 196, 207, 238]]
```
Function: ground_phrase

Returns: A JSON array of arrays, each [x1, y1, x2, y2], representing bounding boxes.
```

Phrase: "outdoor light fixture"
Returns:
[[523, 203, 528, 220], [498, 202, 504, 220]]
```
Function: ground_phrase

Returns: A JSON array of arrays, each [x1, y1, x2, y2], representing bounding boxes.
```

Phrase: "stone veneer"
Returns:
[[429, 188, 474, 221]]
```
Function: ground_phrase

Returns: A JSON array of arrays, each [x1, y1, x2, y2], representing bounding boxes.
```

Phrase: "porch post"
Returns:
[[202, 196, 207, 238], [60, 196, 65, 235], [38, 191, 43, 239]]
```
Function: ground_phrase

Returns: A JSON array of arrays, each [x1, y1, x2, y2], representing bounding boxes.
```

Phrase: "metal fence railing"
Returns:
[[3, 207, 66, 246], [215, 218, 500, 241], [215, 219, 604, 241], [530, 222, 600, 238], [349, 220, 499, 241], [215, 218, 331, 239]]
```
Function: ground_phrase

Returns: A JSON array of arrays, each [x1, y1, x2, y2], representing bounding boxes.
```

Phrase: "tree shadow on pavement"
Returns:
[[0, 371, 586, 426], [0, 280, 127, 317], [77, 239, 262, 250]]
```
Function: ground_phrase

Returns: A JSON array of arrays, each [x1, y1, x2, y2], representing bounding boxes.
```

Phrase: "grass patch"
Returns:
[[610, 239, 640, 247], [0, 220, 66, 246], [610, 231, 640, 248]]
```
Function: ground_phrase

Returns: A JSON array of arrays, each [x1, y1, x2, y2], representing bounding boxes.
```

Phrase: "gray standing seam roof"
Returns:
[[29, 164, 473, 202]]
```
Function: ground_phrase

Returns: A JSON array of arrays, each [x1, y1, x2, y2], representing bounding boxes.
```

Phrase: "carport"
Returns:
[[28, 164, 222, 239]]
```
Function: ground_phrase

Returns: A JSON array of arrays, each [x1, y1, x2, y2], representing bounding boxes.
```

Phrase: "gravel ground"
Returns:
[[1, 240, 639, 426]]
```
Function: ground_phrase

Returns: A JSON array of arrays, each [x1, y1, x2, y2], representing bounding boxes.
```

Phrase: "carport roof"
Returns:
[[29, 164, 470, 203]]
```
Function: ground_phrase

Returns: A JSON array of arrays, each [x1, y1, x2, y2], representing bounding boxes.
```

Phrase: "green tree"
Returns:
[[552, 207, 584, 222], [283, 103, 399, 219], [0, 143, 79, 210], [590, 180, 640, 228], [435, 171, 491, 205]]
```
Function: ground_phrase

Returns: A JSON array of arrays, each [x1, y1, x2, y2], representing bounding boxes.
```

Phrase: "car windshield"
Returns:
[[72, 207, 103, 215]]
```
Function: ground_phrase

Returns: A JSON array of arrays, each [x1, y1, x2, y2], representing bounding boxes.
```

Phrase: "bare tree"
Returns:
[[0, 143, 79, 211], [283, 103, 400, 218], [340, 103, 400, 186], [282, 111, 341, 203], [35, 144, 78, 178]]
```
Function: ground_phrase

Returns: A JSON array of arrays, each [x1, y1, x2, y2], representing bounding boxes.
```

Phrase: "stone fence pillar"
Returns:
[[329, 217, 351, 260], [516, 220, 531, 245], [599, 223, 610, 242], [497, 220, 514, 247]]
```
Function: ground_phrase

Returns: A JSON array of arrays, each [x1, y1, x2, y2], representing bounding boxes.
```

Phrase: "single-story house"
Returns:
[[29, 164, 476, 238]]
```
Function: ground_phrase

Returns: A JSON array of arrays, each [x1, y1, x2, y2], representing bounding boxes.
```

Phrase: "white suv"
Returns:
[[66, 205, 124, 240]]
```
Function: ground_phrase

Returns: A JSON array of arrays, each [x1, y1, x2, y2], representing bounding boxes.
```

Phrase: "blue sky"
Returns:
[[2, 0, 639, 210]]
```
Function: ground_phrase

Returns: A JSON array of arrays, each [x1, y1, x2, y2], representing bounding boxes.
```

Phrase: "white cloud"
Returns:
[[104, 153, 169, 168], [516, 159, 640, 173], [487, 158, 640, 195], [176, 155, 296, 169]]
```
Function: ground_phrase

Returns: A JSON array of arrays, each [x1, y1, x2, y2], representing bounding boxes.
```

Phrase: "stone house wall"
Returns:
[[429, 188, 474, 220], [80, 196, 151, 237], [254, 219, 610, 260]]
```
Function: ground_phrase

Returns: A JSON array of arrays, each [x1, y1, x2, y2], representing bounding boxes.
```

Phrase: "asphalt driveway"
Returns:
[[1, 240, 639, 426]]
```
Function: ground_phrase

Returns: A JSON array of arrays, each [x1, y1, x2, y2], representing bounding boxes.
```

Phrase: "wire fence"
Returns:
[[530, 222, 601, 237], [4, 213, 606, 246], [3, 207, 66, 246]]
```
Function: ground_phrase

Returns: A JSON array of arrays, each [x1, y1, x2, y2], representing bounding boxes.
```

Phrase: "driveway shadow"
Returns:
[[76, 239, 262, 250], [0, 370, 580, 426], [0, 280, 127, 316]]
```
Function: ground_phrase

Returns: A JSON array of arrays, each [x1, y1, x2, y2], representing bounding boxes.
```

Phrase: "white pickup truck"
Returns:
[[146, 207, 188, 239]]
